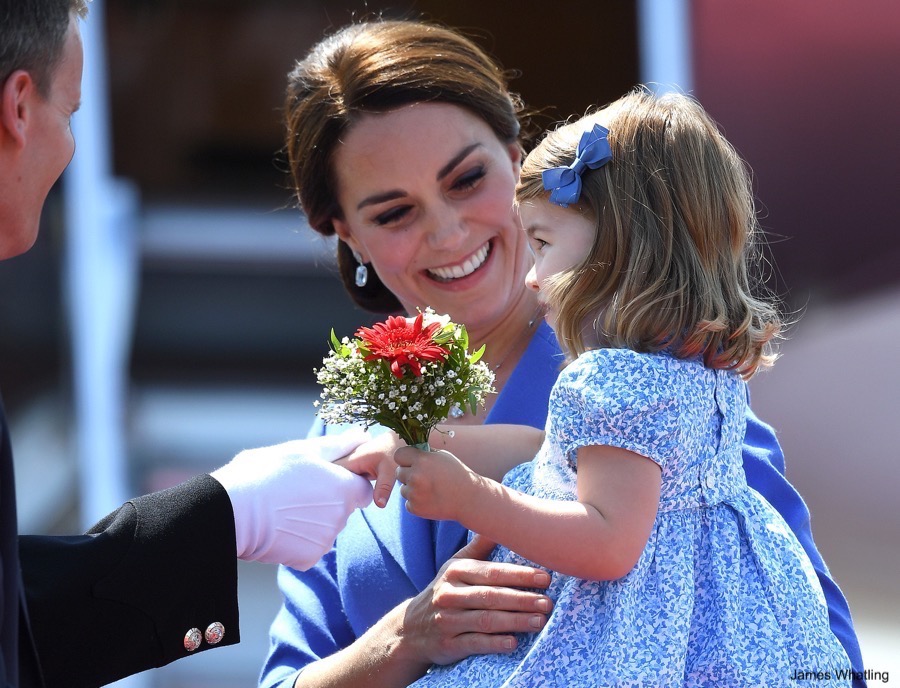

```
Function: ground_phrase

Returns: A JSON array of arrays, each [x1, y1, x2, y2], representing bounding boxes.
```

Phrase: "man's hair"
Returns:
[[0, 0, 88, 95]]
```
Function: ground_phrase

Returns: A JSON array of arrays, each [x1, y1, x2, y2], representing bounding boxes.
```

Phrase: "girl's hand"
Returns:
[[335, 431, 405, 508], [395, 445, 479, 521]]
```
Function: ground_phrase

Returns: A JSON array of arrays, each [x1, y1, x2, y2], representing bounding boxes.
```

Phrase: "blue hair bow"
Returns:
[[541, 123, 612, 207]]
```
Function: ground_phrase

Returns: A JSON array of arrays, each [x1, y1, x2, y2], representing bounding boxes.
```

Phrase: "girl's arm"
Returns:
[[337, 424, 543, 507], [396, 444, 662, 581], [429, 423, 544, 481]]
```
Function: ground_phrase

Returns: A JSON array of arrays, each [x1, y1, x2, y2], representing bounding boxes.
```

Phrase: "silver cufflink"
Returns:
[[205, 622, 225, 645], [183, 628, 202, 652]]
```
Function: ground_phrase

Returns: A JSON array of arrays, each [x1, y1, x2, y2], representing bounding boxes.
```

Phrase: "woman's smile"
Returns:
[[426, 241, 492, 283]]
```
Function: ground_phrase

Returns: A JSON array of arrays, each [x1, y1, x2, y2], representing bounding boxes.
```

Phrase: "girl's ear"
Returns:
[[332, 217, 367, 263], [0, 70, 34, 148]]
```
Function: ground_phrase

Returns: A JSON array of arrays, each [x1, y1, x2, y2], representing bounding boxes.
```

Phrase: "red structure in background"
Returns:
[[692, 0, 900, 302]]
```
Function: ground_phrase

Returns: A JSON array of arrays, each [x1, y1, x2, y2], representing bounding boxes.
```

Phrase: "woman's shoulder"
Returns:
[[521, 320, 565, 371]]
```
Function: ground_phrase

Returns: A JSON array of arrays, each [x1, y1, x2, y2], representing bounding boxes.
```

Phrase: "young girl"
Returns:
[[343, 89, 852, 686]]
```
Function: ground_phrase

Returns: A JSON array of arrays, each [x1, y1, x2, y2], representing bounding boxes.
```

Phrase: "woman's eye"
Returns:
[[451, 166, 486, 192], [374, 206, 411, 226]]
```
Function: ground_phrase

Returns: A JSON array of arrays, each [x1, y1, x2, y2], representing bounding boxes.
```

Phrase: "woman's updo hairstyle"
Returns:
[[284, 19, 525, 312]]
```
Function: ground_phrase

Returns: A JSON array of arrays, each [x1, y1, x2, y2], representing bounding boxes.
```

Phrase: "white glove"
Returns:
[[211, 429, 373, 570]]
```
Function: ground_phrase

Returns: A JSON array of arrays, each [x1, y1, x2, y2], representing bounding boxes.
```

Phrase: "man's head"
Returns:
[[0, 0, 88, 259], [1, 0, 88, 94]]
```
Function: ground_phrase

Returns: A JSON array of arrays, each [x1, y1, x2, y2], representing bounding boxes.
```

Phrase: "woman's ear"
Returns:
[[507, 142, 523, 174], [332, 217, 367, 262]]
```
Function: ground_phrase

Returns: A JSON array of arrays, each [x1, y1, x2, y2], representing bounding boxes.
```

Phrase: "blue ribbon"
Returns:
[[541, 123, 612, 207]]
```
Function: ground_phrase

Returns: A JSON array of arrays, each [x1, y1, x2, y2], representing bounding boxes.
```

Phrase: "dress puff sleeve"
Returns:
[[550, 348, 684, 470]]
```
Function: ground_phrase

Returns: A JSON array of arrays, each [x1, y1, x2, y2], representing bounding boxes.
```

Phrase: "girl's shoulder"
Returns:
[[557, 348, 718, 403], [562, 347, 690, 381]]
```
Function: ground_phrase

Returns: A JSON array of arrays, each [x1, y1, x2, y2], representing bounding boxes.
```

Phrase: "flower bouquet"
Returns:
[[314, 309, 495, 448]]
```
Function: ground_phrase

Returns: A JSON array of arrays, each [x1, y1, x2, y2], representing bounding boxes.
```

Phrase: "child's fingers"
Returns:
[[372, 463, 396, 508], [394, 445, 421, 468], [333, 455, 370, 479], [455, 533, 499, 561]]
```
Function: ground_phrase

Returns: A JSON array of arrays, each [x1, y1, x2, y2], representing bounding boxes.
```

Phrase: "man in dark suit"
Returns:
[[0, 2, 373, 685]]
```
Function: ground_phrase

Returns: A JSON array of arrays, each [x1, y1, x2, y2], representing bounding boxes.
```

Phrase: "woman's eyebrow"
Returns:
[[357, 190, 406, 210], [436, 143, 482, 181], [356, 142, 485, 209]]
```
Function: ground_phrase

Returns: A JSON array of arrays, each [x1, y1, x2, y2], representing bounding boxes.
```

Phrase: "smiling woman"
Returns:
[[261, 19, 565, 688], [282, 20, 543, 394], [330, 102, 530, 344]]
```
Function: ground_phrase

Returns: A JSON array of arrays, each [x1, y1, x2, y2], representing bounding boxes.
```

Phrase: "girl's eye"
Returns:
[[530, 237, 548, 254], [373, 205, 411, 226], [451, 166, 486, 192]]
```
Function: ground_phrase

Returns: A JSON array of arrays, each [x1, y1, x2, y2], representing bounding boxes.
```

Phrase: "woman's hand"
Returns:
[[336, 431, 405, 507], [395, 446, 480, 522], [401, 534, 553, 666], [292, 535, 553, 688]]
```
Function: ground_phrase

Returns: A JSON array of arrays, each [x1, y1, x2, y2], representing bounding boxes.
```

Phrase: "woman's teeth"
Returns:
[[428, 243, 490, 281]]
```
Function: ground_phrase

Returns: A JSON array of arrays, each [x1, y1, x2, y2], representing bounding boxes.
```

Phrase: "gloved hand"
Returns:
[[211, 428, 373, 570]]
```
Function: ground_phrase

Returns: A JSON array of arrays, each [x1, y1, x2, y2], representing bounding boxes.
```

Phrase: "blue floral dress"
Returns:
[[411, 348, 850, 687]]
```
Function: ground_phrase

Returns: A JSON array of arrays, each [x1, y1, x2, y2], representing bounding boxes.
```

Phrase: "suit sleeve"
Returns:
[[19, 474, 240, 688]]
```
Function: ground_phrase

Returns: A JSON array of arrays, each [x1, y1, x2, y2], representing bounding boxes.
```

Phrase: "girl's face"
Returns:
[[519, 197, 597, 333], [331, 103, 531, 338]]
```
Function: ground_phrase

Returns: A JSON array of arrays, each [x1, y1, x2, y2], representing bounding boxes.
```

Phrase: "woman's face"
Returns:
[[331, 102, 531, 336]]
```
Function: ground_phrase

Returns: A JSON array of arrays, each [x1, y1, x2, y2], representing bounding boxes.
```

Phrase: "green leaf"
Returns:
[[469, 344, 486, 364], [433, 329, 454, 345], [458, 326, 469, 351]]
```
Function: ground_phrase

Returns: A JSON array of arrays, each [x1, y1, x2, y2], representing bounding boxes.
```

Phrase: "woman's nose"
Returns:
[[525, 264, 540, 292], [426, 207, 467, 250]]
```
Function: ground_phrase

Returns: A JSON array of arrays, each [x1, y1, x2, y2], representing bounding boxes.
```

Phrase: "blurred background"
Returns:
[[3, 0, 898, 685]]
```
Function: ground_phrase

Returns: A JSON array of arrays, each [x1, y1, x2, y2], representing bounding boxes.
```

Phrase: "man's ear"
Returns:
[[0, 70, 35, 148], [332, 217, 367, 262]]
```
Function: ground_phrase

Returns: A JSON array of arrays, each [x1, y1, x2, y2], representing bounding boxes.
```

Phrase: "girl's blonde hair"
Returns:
[[517, 88, 781, 379]]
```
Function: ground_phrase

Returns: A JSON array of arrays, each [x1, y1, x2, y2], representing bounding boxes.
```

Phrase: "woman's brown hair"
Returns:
[[284, 19, 525, 313], [517, 88, 781, 379]]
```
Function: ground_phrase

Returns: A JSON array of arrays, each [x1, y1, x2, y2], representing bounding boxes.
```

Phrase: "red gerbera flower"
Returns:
[[356, 312, 449, 378]]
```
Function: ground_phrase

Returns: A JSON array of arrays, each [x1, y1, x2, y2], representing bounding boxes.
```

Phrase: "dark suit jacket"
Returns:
[[2, 397, 239, 687]]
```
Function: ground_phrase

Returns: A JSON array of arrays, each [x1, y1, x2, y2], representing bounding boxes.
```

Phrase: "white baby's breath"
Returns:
[[314, 308, 495, 446]]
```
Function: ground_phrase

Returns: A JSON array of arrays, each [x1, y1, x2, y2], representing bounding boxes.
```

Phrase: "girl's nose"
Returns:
[[525, 264, 540, 292]]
